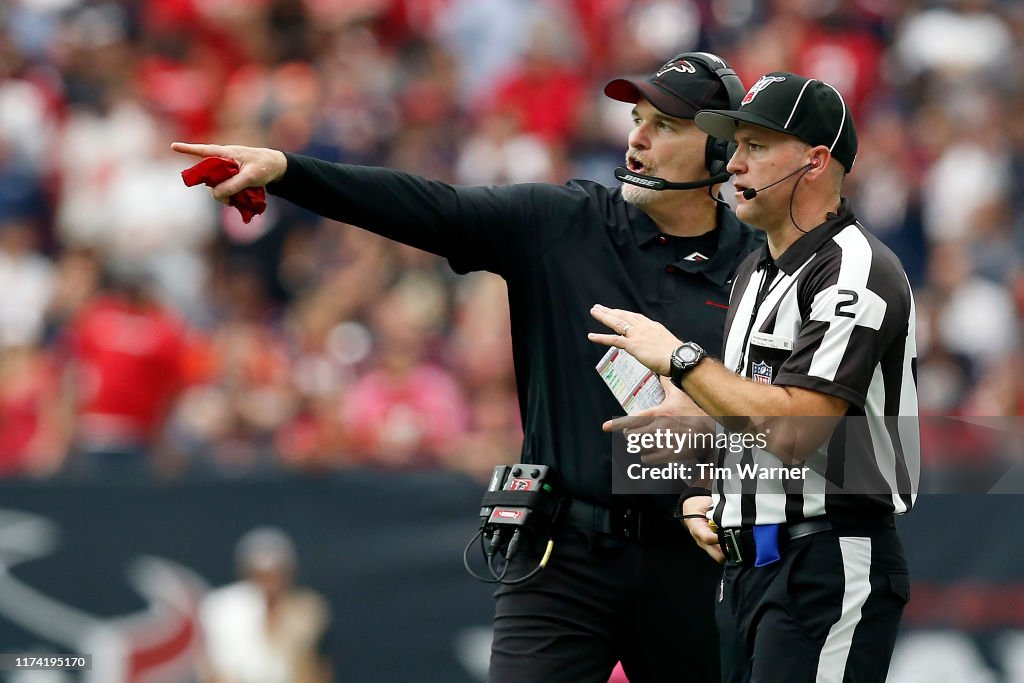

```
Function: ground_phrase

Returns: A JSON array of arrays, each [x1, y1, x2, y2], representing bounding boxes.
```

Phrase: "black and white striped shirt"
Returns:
[[712, 199, 919, 526]]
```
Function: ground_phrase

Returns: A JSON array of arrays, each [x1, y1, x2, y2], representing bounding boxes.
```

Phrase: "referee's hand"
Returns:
[[603, 379, 715, 466], [171, 142, 288, 202], [588, 304, 679, 377], [680, 495, 724, 564], [602, 378, 706, 433]]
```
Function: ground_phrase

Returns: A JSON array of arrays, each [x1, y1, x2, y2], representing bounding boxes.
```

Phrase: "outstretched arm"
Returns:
[[171, 142, 559, 277]]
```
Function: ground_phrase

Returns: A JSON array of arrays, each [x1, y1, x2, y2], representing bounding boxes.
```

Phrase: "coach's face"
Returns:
[[727, 122, 811, 230], [622, 98, 711, 208]]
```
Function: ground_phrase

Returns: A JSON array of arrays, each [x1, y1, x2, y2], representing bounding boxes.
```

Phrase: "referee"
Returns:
[[590, 71, 918, 682]]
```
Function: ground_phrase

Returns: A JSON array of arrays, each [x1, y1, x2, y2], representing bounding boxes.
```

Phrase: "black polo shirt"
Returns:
[[271, 154, 761, 510]]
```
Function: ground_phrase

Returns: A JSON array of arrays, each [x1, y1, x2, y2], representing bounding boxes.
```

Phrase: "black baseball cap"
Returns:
[[604, 52, 736, 119], [695, 72, 858, 171]]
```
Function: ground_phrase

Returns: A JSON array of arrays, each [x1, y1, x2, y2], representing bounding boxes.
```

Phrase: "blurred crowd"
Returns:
[[0, 0, 1021, 482]]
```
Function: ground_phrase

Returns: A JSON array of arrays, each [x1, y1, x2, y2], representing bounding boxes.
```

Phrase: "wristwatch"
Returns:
[[669, 342, 706, 389]]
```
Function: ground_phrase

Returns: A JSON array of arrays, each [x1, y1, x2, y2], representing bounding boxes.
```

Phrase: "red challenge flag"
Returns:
[[180, 156, 267, 223]]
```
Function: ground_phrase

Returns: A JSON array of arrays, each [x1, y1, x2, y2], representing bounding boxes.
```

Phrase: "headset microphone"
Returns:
[[741, 158, 820, 200], [615, 167, 731, 191]]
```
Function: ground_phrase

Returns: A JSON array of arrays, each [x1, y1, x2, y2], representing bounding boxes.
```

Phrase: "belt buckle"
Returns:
[[722, 529, 744, 564]]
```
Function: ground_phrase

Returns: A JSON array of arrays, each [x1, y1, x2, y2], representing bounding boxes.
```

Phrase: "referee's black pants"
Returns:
[[716, 524, 910, 683], [488, 522, 722, 683]]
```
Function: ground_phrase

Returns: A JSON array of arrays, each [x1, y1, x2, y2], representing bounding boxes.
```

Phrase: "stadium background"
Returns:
[[0, 0, 1022, 680]]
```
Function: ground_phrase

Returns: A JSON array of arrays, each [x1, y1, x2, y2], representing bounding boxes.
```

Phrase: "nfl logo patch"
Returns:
[[752, 361, 773, 384]]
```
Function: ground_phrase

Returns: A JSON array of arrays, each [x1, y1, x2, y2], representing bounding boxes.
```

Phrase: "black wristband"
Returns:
[[679, 513, 708, 520], [678, 487, 712, 506], [676, 487, 711, 518]]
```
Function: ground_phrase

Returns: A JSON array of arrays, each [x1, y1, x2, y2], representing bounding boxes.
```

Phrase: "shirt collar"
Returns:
[[628, 201, 662, 246], [756, 198, 855, 275], [631, 200, 746, 287]]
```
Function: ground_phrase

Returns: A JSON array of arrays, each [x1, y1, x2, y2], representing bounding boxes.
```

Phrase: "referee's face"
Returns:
[[728, 123, 812, 231], [622, 98, 712, 208]]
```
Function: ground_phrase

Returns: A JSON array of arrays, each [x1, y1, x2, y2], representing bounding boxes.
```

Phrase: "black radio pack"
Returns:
[[464, 464, 562, 585]]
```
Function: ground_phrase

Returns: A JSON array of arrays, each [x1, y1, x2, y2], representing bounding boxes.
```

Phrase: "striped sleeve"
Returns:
[[774, 226, 909, 408]]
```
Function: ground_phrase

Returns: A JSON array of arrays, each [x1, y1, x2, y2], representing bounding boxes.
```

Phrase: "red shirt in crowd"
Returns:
[[67, 295, 188, 445], [342, 364, 468, 468]]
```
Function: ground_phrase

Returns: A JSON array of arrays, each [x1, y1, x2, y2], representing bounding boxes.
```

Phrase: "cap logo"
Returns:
[[741, 75, 786, 105], [656, 60, 696, 78]]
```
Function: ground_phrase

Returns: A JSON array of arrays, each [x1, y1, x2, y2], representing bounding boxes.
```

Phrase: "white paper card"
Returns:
[[595, 347, 665, 414]]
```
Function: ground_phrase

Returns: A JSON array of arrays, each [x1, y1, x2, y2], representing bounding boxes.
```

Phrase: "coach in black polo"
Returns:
[[590, 72, 919, 682], [175, 54, 762, 682]]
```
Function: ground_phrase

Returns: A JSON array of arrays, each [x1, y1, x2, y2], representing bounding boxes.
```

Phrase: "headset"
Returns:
[[685, 52, 746, 180]]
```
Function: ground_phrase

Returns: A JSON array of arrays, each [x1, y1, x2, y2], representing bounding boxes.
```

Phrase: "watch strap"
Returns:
[[670, 349, 686, 390]]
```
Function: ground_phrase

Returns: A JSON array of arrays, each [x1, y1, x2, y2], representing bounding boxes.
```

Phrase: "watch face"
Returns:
[[678, 346, 699, 363], [670, 343, 702, 388]]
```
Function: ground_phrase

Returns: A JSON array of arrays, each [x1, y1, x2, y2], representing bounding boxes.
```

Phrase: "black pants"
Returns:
[[716, 526, 910, 683], [488, 522, 722, 683]]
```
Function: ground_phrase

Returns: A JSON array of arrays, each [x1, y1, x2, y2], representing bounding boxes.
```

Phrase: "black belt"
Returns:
[[562, 499, 680, 543], [719, 515, 895, 565]]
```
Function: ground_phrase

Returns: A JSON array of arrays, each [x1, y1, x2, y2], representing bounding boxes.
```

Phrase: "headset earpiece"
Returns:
[[680, 52, 745, 177], [811, 157, 821, 167], [704, 137, 736, 178]]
